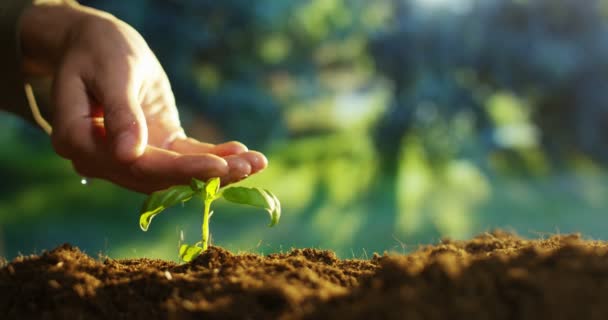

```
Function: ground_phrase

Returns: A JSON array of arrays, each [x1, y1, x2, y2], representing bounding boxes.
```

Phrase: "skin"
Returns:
[[17, 0, 268, 193]]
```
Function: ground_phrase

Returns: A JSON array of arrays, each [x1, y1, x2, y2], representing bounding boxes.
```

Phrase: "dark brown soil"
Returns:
[[3, 231, 608, 319]]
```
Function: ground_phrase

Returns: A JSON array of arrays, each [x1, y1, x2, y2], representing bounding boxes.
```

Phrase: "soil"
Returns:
[[2, 231, 608, 319]]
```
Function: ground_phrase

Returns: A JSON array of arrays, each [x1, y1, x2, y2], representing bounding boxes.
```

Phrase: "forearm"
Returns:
[[0, 0, 84, 124], [20, 0, 85, 76]]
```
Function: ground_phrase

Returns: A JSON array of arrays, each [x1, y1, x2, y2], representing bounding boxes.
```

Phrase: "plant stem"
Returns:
[[202, 200, 211, 251]]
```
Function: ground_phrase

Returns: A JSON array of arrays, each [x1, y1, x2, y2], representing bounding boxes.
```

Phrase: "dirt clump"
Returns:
[[3, 232, 608, 319]]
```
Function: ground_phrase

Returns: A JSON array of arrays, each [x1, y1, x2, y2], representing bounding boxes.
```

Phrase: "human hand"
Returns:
[[19, 1, 267, 193]]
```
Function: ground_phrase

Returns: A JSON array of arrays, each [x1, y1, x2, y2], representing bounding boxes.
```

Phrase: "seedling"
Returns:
[[139, 177, 281, 262]]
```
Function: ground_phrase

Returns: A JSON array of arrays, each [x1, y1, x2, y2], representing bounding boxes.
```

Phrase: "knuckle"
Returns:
[[51, 122, 94, 158], [50, 127, 77, 159], [103, 103, 131, 120], [104, 107, 138, 134], [50, 132, 70, 159]]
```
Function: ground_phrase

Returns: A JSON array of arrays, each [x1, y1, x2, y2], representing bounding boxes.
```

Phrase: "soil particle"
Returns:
[[3, 232, 608, 319]]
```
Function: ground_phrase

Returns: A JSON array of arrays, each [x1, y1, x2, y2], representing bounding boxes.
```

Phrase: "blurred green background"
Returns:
[[3, 0, 608, 260]]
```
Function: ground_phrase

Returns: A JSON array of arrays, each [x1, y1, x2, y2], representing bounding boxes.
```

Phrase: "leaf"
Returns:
[[221, 187, 281, 227], [139, 185, 195, 231], [265, 189, 282, 226], [190, 178, 206, 192], [205, 177, 221, 201], [179, 243, 203, 262]]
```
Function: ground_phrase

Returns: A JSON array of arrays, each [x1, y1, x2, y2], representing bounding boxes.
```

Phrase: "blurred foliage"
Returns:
[[3, 0, 608, 259]]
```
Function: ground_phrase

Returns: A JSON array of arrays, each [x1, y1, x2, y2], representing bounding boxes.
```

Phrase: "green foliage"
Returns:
[[179, 244, 204, 262], [223, 187, 281, 227], [139, 177, 281, 262], [204, 177, 221, 201], [139, 185, 195, 231]]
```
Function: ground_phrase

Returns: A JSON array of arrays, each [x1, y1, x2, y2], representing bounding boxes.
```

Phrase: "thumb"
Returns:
[[98, 75, 148, 163]]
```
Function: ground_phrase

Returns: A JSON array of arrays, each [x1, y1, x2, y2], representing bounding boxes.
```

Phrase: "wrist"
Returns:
[[19, 0, 86, 76]]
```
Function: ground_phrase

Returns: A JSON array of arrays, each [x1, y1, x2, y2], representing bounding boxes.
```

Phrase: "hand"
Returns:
[[19, 1, 267, 193]]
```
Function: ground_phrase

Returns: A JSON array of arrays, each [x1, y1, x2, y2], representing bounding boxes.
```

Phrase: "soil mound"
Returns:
[[2, 231, 608, 319]]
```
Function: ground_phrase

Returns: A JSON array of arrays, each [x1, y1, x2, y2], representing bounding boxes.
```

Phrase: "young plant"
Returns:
[[139, 177, 281, 262]]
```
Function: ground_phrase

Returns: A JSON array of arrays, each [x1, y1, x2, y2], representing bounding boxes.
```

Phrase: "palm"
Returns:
[[140, 76, 184, 149]]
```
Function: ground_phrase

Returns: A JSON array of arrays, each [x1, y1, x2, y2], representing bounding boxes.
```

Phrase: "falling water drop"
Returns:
[[81, 178, 88, 185]]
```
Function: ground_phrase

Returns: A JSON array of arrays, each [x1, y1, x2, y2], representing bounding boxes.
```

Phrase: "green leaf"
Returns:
[[221, 187, 281, 227], [190, 178, 206, 192], [139, 185, 195, 231], [205, 177, 221, 201], [265, 189, 282, 226], [179, 243, 203, 262]]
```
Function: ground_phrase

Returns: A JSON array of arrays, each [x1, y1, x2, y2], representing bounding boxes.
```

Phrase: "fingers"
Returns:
[[238, 151, 268, 174], [221, 155, 252, 185], [168, 137, 214, 153], [161, 137, 269, 186], [210, 141, 249, 156], [120, 147, 267, 191], [169, 137, 266, 186], [96, 65, 148, 163], [130, 146, 229, 183], [51, 67, 97, 158], [66, 136, 267, 193], [69, 146, 231, 193], [170, 138, 248, 157]]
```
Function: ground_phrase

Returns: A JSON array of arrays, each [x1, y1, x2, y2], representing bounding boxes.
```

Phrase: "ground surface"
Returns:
[[2, 231, 608, 319]]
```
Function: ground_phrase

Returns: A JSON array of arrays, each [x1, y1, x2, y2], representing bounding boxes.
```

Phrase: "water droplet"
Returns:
[[180, 230, 184, 241], [81, 178, 88, 185]]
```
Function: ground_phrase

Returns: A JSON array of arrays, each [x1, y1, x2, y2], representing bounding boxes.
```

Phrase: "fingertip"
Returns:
[[227, 141, 248, 152], [168, 137, 215, 154], [230, 156, 252, 173], [223, 155, 253, 184], [242, 151, 268, 173], [178, 153, 230, 179], [212, 141, 249, 156]]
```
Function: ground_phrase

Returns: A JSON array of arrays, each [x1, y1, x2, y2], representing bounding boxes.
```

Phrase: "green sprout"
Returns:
[[139, 177, 281, 262]]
